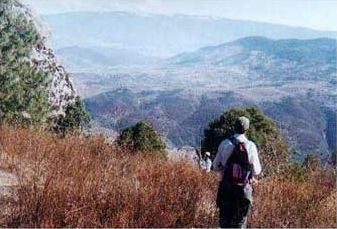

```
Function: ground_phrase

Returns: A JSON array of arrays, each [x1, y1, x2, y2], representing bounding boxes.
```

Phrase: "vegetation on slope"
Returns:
[[85, 89, 335, 160], [0, 0, 90, 132], [117, 121, 166, 158], [0, 0, 50, 124], [0, 126, 335, 228], [53, 97, 91, 134], [202, 107, 289, 174]]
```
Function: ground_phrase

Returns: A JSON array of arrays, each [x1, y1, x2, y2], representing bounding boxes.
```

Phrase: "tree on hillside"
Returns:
[[202, 107, 289, 174], [117, 121, 166, 157], [53, 97, 91, 135]]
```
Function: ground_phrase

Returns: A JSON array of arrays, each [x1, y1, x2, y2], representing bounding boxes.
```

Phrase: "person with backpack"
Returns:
[[212, 116, 261, 228]]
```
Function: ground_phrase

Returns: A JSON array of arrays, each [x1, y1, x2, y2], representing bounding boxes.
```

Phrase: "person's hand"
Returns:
[[251, 177, 258, 184]]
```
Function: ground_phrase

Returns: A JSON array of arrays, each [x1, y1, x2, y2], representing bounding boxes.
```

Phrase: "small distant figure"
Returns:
[[212, 116, 262, 228], [204, 152, 212, 172], [199, 151, 212, 172]]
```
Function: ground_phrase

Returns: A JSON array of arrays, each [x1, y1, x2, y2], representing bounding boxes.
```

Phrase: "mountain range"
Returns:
[[43, 11, 336, 62], [72, 37, 336, 99], [81, 36, 336, 161]]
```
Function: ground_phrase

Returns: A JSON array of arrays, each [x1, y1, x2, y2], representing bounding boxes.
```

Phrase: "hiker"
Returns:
[[204, 152, 212, 172], [200, 151, 212, 172], [212, 116, 261, 228]]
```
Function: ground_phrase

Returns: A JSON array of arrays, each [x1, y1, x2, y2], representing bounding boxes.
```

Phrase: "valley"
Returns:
[[43, 11, 336, 162]]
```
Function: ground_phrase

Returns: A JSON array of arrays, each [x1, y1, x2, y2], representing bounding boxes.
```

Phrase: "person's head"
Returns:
[[205, 151, 211, 158], [234, 116, 250, 134]]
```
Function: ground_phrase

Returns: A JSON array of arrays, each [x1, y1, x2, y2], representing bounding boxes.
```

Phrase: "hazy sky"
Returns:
[[21, 0, 337, 31]]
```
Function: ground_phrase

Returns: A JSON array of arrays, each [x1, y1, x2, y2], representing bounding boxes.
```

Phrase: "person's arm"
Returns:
[[212, 140, 232, 171], [250, 143, 262, 176], [212, 143, 224, 171], [206, 158, 212, 172]]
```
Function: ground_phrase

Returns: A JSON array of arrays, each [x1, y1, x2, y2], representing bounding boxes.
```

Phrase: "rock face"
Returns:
[[1, 0, 87, 128], [13, 0, 77, 119]]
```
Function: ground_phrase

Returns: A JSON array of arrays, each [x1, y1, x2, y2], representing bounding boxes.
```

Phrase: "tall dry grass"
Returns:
[[0, 126, 335, 228], [251, 169, 336, 228]]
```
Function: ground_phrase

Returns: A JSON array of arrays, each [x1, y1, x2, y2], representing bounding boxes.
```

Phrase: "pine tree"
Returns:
[[53, 96, 91, 135], [202, 107, 289, 174], [117, 121, 166, 157]]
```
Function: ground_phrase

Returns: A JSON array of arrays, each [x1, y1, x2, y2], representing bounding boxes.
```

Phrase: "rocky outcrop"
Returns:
[[1, 0, 87, 128], [12, 0, 77, 119]]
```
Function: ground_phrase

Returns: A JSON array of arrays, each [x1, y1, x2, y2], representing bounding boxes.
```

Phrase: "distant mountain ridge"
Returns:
[[43, 11, 336, 59], [67, 36, 336, 100], [169, 36, 336, 65], [166, 36, 336, 86], [55, 46, 160, 71]]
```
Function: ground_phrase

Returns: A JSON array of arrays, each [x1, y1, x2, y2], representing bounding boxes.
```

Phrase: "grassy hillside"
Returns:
[[0, 126, 335, 227]]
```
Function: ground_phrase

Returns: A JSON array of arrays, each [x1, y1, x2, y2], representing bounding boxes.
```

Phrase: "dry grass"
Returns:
[[0, 126, 335, 228], [251, 169, 336, 228]]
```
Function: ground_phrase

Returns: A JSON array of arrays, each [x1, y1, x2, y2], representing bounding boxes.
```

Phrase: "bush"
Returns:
[[117, 121, 166, 157], [52, 96, 91, 135], [202, 107, 289, 174]]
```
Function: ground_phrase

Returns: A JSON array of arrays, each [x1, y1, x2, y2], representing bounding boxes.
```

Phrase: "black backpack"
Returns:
[[224, 136, 252, 184]]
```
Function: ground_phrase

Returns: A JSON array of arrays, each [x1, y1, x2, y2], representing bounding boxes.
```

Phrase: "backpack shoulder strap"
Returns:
[[229, 136, 239, 146]]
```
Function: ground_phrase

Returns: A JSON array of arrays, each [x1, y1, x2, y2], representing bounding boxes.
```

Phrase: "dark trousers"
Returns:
[[216, 179, 253, 228]]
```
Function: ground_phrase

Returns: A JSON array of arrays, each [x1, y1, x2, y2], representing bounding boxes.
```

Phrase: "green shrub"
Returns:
[[52, 96, 91, 135], [202, 106, 289, 174], [117, 121, 166, 157], [279, 162, 309, 182]]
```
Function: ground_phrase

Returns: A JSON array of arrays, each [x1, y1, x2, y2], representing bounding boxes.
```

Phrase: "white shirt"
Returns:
[[205, 158, 212, 172], [200, 158, 212, 172], [212, 134, 262, 179]]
